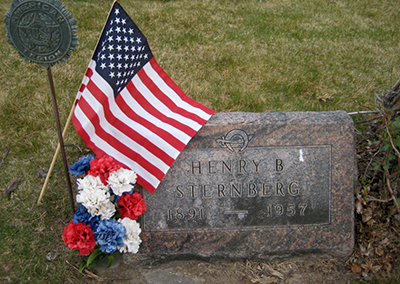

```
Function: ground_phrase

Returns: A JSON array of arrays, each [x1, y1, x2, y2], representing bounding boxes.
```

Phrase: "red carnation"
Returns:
[[62, 222, 96, 256], [118, 192, 146, 220], [87, 155, 123, 185]]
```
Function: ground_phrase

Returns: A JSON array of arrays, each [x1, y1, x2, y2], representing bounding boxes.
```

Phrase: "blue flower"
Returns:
[[94, 219, 126, 254], [73, 205, 100, 231], [69, 155, 95, 177]]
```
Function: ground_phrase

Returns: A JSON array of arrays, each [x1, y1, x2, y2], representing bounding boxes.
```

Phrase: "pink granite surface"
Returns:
[[129, 111, 356, 263]]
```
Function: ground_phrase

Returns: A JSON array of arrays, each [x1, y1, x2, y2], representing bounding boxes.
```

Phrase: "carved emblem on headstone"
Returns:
[[216, 129, 253, 152], [4, 0, 78, 68]]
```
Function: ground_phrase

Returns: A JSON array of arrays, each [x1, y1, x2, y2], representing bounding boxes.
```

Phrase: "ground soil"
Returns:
[[88, 257, 359, 284]]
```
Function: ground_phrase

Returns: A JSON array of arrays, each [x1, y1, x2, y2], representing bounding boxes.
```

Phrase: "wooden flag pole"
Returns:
[[40, 67, 75, 212], [37, 98, 76, 205]]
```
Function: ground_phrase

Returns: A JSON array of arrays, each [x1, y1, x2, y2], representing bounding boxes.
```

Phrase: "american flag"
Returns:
[[72, 2, 215, 193]]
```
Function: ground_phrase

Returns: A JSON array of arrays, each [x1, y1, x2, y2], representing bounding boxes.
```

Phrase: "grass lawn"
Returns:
[[0, 0, 399, 282]]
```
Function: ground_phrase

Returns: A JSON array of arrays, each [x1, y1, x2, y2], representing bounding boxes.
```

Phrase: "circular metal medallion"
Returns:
[[4, 0, 78, 68]]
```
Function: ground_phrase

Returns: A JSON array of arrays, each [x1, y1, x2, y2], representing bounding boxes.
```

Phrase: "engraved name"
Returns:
[[189, 158, 285, 175], [174, 180, 301, 199]]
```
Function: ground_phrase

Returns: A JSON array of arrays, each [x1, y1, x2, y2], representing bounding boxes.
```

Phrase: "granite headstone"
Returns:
[[132, 111, 355, 261]]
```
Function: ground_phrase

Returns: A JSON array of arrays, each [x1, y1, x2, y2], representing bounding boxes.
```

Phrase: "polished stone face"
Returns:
[[134, 111, 355, 261], [143, 145, 332, 231]]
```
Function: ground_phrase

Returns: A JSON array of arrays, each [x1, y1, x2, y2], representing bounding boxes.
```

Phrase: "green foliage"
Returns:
[[78, 246, 112, 272], [360, 178, 372, 197], [373, 116, 400, 173]]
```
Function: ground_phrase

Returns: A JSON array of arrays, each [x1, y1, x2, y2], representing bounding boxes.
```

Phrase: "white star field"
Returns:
[[94, 7, 152, 96]]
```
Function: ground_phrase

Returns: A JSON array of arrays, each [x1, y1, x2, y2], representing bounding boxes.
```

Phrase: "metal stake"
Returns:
[[47, 66, 75, 212]]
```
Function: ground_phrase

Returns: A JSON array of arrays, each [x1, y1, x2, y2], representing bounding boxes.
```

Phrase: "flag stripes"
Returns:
[[73, 58, 214, 193]]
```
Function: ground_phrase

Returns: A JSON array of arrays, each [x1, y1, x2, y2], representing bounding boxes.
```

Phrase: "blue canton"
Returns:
[[93, 4, 153, 97]]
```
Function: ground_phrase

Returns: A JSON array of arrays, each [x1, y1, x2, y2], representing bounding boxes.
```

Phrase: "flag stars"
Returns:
[[94, 5, 153, 95]]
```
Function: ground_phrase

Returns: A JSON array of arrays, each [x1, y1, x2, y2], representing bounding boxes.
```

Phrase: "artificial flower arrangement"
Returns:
[[62, 154, 146, 272]]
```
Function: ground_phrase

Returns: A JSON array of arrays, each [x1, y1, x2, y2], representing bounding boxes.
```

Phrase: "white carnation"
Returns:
[[77, 175, 108, 192], [107, 168, 137, 196], [76, 175, 115, 219], [117, 218, 142, 254], [96, 199, 116, 220]]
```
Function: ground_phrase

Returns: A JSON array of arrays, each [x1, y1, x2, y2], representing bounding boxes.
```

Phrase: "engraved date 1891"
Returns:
[[167, 207, 205, 221]]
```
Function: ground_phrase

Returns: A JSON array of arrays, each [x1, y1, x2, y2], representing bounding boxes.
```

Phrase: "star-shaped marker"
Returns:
[[18, 12, 59, 50]]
